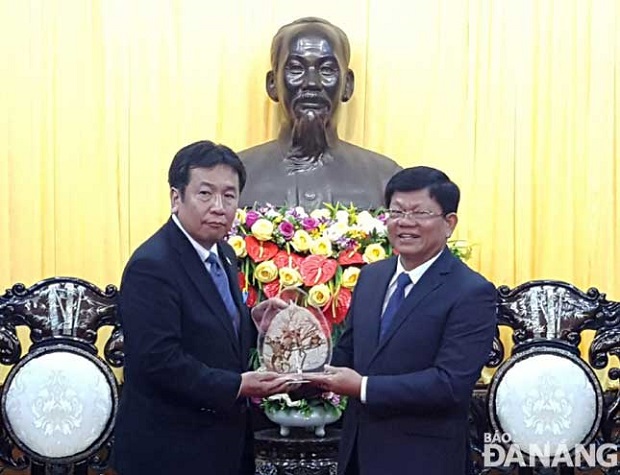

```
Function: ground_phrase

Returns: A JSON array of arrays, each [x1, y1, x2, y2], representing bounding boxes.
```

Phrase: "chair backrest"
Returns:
[[497, 280, 608, 344], [0, 277, 124, 474], [477, 280, 620, 473]]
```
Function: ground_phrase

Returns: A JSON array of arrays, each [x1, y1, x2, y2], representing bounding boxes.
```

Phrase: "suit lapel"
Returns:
[[166, 220, 241, 356], [356, 258, 397, 373], [218, 243, 244, 310], [367, 248, 454, 366], [218, 242, 248, 352]]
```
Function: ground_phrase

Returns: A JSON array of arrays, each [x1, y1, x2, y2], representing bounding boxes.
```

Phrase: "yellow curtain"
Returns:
[[1, 0, 619, 383]]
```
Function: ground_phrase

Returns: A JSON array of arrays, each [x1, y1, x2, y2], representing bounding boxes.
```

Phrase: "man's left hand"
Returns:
[[305, 365, 363, 398]]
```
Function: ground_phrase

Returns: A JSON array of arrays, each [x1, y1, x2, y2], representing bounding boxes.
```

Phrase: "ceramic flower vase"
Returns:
[[264, 405, 341, 437]]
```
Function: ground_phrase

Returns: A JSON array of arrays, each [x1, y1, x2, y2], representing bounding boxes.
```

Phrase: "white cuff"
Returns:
[[360, 376, 368, 403]]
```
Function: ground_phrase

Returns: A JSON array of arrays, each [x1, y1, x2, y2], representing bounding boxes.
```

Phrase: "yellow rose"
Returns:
[[309, 237, 333, 257], [363, 243, 387, 263], [291, 230, 312, 252], [308, 284, 332, 307], [310, 208, 331, 220], [235, 208, 246, 224], [227, 235, 247, 258], [341, 267, 360, 289], [279, 267, 303, 287], [251, 218, 274, 241], [254, 260, 278, 283]]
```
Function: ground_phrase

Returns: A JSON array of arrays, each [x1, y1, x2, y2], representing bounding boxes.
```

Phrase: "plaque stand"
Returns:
[[254, 428, 340, 475]]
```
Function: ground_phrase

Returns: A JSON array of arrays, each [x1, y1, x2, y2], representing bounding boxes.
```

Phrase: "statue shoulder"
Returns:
[[338, 141, 402, 174], [237, 141, 280, 169]]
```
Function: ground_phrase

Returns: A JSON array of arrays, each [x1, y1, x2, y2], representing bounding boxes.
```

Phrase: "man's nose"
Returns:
[[397, 214, 421, 225], [209, 194, 226, 213], [302, 67, 321, 89]]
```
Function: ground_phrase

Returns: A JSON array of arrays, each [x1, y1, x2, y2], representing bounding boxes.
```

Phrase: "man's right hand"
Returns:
[[238, 371, 291, 398]]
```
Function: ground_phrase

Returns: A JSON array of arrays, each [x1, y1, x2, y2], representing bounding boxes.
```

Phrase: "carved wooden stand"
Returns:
[[254, 428, 340, 475]]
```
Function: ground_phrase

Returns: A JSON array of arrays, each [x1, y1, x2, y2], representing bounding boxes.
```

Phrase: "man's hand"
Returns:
[[250, 297, 288, 332], [238, 371, 291, 398], [305, 365, 363, 398]]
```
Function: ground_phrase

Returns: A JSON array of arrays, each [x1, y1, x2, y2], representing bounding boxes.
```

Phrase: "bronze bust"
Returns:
[[239, 17, 401, 210]]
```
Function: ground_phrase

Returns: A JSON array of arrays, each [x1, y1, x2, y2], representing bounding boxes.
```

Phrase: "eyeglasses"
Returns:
[[386, 209, 445, 221]]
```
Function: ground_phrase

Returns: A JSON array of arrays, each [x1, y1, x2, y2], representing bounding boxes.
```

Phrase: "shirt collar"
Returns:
[[171, 214, 218, 262], [391, 248, 445, 287]]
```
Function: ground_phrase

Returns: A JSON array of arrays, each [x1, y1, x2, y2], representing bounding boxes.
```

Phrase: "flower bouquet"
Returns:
[[228, 203, 472, 423], [229, 204, 392, 336]]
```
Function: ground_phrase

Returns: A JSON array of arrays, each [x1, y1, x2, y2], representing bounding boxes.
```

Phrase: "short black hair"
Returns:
[[270, 17, 351, 70], [168, 140, 246, 197], [384, 166, 460, 214]]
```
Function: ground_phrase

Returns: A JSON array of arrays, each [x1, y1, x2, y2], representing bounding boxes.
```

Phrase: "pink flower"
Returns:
[[278, 221, 295, 240], [322, 392, 341, 405], [245, 211, 261, 228], [301, 217, 319, 231]]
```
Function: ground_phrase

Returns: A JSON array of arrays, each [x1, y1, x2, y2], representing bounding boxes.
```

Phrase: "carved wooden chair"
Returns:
[[470, 280, 620, 475], [0, 277, 124, 475]]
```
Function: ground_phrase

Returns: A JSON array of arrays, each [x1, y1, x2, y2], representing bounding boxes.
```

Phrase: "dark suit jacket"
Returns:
[[113, 218, 254, 475], [332, 248, 496, 475]]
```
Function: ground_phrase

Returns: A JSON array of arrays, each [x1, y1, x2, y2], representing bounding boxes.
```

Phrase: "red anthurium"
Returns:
[[237, 271, 248, 289], [245, 236, 278, 262], [237, 272, 258, 307], [299, 255, 338, 286], [337, 249, 365, 266], [262, 279, 281, 299], [272, 250, 303, 270], [246, 286, 258, 307], [323, 288, 352, 325]]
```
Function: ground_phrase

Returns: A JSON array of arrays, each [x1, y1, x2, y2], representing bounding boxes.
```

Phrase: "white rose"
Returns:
[[356, 211, 385, 234], [310, 208, 331, 220], [325, 221, 349, 241], [292, 206, 308, 218], [335, 210, 350, 223]]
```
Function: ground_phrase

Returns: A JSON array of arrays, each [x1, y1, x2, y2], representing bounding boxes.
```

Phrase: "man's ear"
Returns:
[[341, 69, 355, 103], [266, 71, 279, 102], [445, 213, 458, 239], [170, 188, 180, 214]]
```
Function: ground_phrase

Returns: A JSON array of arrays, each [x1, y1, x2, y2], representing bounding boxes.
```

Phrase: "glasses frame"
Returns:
[[386, 209, 446, 221]]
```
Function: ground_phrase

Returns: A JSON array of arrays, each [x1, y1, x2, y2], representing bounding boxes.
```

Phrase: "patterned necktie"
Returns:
[[379, 272, 412, 342], [206, 253, 239, 335]]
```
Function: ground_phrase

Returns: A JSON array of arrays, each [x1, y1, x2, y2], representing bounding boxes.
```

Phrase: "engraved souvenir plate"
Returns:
[[254, 288, 332, 379]]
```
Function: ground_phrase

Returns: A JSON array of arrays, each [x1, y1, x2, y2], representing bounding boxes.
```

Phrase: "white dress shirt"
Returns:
[[171, 213, 220, 271], [359, 249, 444, 403]]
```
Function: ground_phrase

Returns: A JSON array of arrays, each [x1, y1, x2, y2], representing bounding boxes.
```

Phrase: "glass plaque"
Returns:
[[253, 288, 332, 380]]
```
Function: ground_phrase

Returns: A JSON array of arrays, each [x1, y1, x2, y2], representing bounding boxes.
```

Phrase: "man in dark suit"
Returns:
[[113, 141, 289, 475], [307, 166, 497, 475]]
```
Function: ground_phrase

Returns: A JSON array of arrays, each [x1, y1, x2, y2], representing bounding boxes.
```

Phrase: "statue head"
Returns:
[[267, 18, 355, 165]]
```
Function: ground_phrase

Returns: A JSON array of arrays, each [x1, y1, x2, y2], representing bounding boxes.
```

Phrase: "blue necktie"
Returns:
[[379, 273, 412, 342], [206, 253, 239, 334]]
